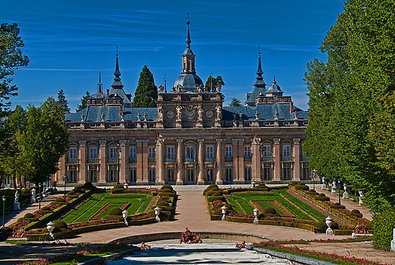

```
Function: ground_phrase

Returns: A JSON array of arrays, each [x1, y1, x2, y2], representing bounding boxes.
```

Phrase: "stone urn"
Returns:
[[221, 205, 228, 221], [122, 210, 128, 226], [325, 216, 333, 235], [358, 191, 364, 206], [343, 184, 349, 199], [47, 221, 55, 240], [154, 206, 161, 222], [331, 181, 336, 193], [253, 208, 259, 224], [321, 177, 326, 190]]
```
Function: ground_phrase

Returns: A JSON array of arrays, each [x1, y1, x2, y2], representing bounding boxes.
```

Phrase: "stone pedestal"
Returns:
[[13, 202, 20, 211], [342, 184, 348, 199]]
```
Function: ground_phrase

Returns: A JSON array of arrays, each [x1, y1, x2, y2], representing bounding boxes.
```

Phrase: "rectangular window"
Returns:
[[149, 168, 156, 183], [205, 145, 215, 160], [166, 145, 175, 160], [185, 146, 195, 162], [109, 146, 117, 162], [282, 144, 291, 160], [68, 168, 78, 183], [167, 169, 175, 183], [88, 146, 98, 163], [262, 144, 272, 159], [206, 168, 214, 182], [130, 168, 137, 183], [129, 146, 137, 162], [225, 167, 233, 183], [244, 167, 251, 182], [148, 147, 156, 159], [88, 168, 97, 182], [186, 169, 195, 183], [225, 145, 232, 160], [263, 164, 272, 180], [68, 147, 77, 163], [108, 168, 117, 182], [282, 163, 292, 180], [244, 145, 251, 158]]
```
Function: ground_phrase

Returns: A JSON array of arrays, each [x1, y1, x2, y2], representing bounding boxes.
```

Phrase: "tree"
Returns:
[[230, 98, 242, 107], [76, 91, 90, 112], [204, 75, 225, 92], [0, 23, 29, 116], [57, 89, 70, 113], [132, 65, 157, 107], [303, 0, 395, 212], [20, 98, 69, 185]]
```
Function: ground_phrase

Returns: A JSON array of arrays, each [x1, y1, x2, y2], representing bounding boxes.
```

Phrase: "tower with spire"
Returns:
[[173, 14, 203, 92], [109, 51, 131, 104], [246, 49, 267, 106]]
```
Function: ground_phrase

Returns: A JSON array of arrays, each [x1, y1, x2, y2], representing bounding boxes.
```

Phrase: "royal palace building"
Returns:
[[55, 20, 310, 186]]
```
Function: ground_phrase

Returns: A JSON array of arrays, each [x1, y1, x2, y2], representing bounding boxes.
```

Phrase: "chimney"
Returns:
[[106, 89, 110, 96]]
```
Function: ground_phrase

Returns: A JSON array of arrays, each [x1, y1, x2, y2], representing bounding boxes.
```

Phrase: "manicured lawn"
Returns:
[[62, 192, 152, 224], [226, 189, 326, 222]]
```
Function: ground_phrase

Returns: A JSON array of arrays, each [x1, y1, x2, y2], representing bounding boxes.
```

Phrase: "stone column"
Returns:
[[78, 140, 87, 184], [251, 137, 261, 183], [142, 141, 149, 184], [238, 140, 245, 183], [292, 138, 301, 181], [156, 137, 165, 185], [197, 139, 205, 185], [99, 140, 107, 184], [273, 138, 281, 181], [59, 155, 66, 184], [136, 140, 144, 184], [232, 139, 239, 183], [216, 139, 224, 184], [176, 139, 184, 185], [119, 140, 127, 184]]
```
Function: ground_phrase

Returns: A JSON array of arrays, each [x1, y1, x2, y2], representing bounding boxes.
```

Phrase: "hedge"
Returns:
[[373, 208, 395, 251]]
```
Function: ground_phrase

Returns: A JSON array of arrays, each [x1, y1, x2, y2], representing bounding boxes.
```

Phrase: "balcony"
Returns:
[[244, 156, 252, 161], [129, 157, 137, 163], [165, 157, 176, 163], [107, 158, 118, 164], [148, 157, 156, 162], [184, 157, 196, 163], [281, 156, 292, 162], [67, 158, 78, 164], [225, 156, 233, 162], [205, 157, 215, 163], [87, 158, 98, 164], [262, 156, 273, 161]]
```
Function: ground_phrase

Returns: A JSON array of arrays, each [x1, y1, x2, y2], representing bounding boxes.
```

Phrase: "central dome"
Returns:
[[174, 73, 203, 92]]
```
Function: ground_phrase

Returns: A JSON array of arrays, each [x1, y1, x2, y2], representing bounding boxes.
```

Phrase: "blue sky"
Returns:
[[3, 0, 345, 111]]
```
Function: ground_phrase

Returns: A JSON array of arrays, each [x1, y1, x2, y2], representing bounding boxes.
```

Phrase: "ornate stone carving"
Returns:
[[158, 106, 164, 121], [99, 139, 106, 146], [119, 140, 127, 145], [215, 105, 222, 120], [273, 137, 281, 144], [206, 110, 214, 119], [197, 105, 203, 121], [176, 105, 182, 121], [252, 137, 261, 145], [79, 140, 86, 146], [293, 138, 300, 144]]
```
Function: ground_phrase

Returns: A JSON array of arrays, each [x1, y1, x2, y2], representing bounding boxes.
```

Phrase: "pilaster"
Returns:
[[238, 140, 245, 183], [232, 139, 239, 183], [119, 140, 127, 184], [176, 139, 184, 185], [142, 141, 149, 184], [99, 140, 106, 184], [215, 138, 224, 184], [59, 154, 66, 184], [78, 140, 86, 184], [136, 140, 144, 184], [292, 138, 301, 181], [273, 137, 281, 181], [251, 137, 261, 182], [156, 137, 165, 185], [197, 139, 205, 185]]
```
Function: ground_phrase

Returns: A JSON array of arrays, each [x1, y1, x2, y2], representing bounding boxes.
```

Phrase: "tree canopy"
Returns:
[[132, 65, 157, 107], [204, 75, 224, 92], [303, 0, 395, 212], [0, 23, 29, 116], [57, 89, 70, 113], [230, 98, 242, 107], [76, 91, 90, 112]]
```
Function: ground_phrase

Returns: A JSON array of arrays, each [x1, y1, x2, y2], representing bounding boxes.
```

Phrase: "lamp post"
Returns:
[[1, 195, 5, 229], [63, 175, 67, 196]]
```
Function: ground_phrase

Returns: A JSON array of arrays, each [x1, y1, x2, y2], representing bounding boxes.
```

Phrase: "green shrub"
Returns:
[[160, 184, 173, 191], [351, 209, 363, 218], [24, 213, 34, 219], [203, 184, 219, 195], [258, 213, 265, 220], [295, 184, 309, 191], [373, 209, 395, 251], [157, 200, 170, 207], [108, 208, 123, 216], [255, 183, 270, 191], [208, 195, 225, 202], [206, 190, 223, 197], [264, 207, 277, 215], [315, 194, 330, 201], [330, 203, 346, 209]]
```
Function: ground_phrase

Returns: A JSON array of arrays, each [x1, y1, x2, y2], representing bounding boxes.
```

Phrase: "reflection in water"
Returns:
[[107, 243, 290, 264]]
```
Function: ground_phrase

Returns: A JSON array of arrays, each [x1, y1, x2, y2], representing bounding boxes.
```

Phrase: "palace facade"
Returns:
[[54, 20, 310, 186]]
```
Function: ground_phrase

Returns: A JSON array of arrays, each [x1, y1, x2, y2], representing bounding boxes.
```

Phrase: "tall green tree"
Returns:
[[132, 65, 157, 107], [76, 91, 90, 111], [0, 23, 29, 116], [204, 75, 224, 92], [20, 97, 69, 184], [304, 0, 395, 212], [57, 89, 70, 113], [230, 98, 242, 107]]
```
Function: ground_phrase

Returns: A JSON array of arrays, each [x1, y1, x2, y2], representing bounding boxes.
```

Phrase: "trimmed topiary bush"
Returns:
[[255, 183, 270, 191], [373, 209, 395, 251], [330, 203, 346, 209], [24, 213, 34, 219], [203, 184, 219, 195], [208, 195, 225, 202], [351, 209, 363, 218], [264, 207, 277, 215], [295, 184, 309, 191], [206, 190, 223, 197], [108, 208, 123, 216]]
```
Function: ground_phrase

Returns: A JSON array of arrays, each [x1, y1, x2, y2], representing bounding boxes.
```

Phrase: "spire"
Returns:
[[97, 71, 103, 95], [254, 48, 266, 89], [186, 13, 191, 49], [111, 50, 124, 90]]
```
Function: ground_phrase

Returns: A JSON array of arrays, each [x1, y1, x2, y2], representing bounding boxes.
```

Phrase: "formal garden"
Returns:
[[204, 183, 371, 234], [1, 183, 177, 241]]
